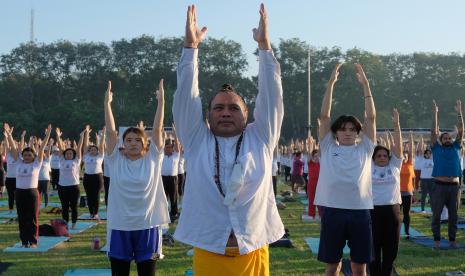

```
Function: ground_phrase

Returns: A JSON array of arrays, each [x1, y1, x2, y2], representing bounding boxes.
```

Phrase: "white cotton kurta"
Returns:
[[173, 48, 285, 255], [107, 142, 170, 231]]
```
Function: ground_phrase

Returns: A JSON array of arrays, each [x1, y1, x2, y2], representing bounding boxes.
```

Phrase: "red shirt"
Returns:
[[308, 160, 320, 185], [292, 158, 304, 176]]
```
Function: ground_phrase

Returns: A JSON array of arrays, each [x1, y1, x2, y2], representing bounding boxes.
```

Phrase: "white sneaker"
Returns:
[[421, 211, 426, 214]]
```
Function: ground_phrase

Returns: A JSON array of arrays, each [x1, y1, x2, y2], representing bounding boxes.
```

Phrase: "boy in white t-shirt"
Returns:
[[315, 63, 376, 276]]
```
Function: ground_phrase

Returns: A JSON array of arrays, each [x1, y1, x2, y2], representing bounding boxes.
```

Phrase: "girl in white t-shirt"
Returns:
[[82, 126, 105, 220], [314, 63, 376, 274], [55, 127, 85, 230], [370, 109, 403, 276], [104, 80, 169, 275], [3, 123, 51, 248]]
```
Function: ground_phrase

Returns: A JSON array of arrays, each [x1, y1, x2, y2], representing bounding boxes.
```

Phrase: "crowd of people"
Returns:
[[0, 3, 464, 276]]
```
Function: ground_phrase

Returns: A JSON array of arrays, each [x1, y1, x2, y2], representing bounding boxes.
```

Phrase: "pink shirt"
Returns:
[[292, 158, 304, 176]]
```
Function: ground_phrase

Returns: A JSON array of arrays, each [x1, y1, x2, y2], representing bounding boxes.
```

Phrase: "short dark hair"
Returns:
[[88, 145, 98, 152], [63, 148, 77, 160], [330, 115, 362, 134], [295, 151, 302, 158], [439, 132, 450, 141], [207, 84, 247, 110], [372, 145, 390, 161], [21, 147, 36, 157]]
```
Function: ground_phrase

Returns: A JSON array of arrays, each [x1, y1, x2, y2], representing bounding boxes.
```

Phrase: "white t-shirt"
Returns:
[[6, 153, 17, 178], [16, 160, 42, 189], [83, 154, 104, 174], [314, 133, 375, 209], [372, 156, 403, 205], [178, 155, 185, 175], [103, 155, 110, 177], [39, 157, 51, 181], [50, 154, 61, 169], [107, 142, 170, 231], [419, 157, 434, 179], [303, 154, 309, 174], [161, 152, 180, 176], [272, 158, 279, 176], [59, 158, 81, 186]]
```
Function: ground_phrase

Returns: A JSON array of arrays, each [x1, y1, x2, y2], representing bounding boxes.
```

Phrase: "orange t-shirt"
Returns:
[[400, 160, 415, 193]]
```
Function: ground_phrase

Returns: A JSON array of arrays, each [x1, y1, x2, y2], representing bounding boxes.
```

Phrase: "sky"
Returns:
[[2, 0, 465, 75]]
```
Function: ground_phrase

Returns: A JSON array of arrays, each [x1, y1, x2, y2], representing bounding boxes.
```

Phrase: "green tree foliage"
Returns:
[[0, 36, 464, 142]]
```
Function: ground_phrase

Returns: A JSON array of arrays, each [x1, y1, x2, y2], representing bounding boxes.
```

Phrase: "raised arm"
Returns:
[[152, 79, 164, 151], [55, 128, 65, 155], [173, 5, 208, 150], [252, 4, 284, 148], [3, 124, 18, 161], [455, 99, 463, 143], [98, 128, 105, 155], [431, 100, 439, 146], [391, 109, 403, 159], [76, 129, 85, 160], [82, 125, 91, 155], [104, 81, 118, 155], [38, 125, 52, 163], [356, 64, 376, 143], [408, 132, 415, 162], [319, 64, 341, 141]]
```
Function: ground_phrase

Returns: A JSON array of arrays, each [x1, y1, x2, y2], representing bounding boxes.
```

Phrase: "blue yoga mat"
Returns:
[[0, 201, 8, 207], [40, 202, 61, 209], [78, 211, 107, 220], [185, 269, 194, 276], [411, 207, 432, 213], [300, 199, 309, 205], [458, 224, 465, 230], [3, 236, 69, 252], [410, 237, 465, 249], [0, 210, 17, 218], [69, 221, 98, 235], [400, 225, 426, 237], [64, 269, 111, 276], [304, 237, 350, 254]]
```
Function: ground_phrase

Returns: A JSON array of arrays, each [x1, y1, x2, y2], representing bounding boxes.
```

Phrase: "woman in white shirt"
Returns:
[[38, 142, 52, 207], [3, 124, 51, 248], [370, 109, 403, 276], [50, 145, 61, 190], [419, 149, 434, 212], [104, 80, 169, 276], [55, 127, 85, 230], [82, 126, 105, 219]]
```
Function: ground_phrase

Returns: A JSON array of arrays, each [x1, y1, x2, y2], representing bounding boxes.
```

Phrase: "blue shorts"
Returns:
[[318, 207, 373, 264], [108, 227, 161, 263]]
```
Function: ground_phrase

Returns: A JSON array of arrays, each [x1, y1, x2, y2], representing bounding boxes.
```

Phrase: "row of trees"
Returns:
[[1, 36, 464, 141]]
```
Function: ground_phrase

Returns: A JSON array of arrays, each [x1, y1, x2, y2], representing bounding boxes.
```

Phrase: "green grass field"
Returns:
[[1, 181, 465, 275]]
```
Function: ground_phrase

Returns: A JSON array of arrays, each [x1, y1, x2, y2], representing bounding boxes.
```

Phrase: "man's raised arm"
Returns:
[[252, 4, 283, 149], [173, 5, 208, 151]]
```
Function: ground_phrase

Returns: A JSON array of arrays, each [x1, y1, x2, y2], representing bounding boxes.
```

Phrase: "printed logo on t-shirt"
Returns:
[[372, 167, 394, 184]]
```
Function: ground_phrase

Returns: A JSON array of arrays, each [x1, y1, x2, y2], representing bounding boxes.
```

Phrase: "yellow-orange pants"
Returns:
[[193, 246, 269, 276]]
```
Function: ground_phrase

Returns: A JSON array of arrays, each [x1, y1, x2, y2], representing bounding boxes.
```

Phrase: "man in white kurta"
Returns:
[[173, 4, 284, 275]]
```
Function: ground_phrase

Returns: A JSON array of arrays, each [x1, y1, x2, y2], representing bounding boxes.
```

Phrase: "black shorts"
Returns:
[[318, 207, 374, 264]]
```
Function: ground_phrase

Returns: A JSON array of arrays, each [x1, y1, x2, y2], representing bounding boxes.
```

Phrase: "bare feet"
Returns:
[[434, 240, 440, 249], [30, 244, 38, 248], [71, 223, 77, 230]]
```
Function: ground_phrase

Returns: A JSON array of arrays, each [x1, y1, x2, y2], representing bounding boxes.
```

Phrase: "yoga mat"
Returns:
[[69, 221, 98, 235], [186, 248, 194, 256], [185, 269, 194, 276], [411, 206, 432, 213], [3, 236, 69, 252], [0, 201, 8, 207], [410, 237, 465, 249], [40, 202, 61, 209], [64, 269, 111, 276], [457, 224, 465, 230], [79, 211, 107, 220], [400, 225, 426, 237], [0, 262, 13, 274], [304, 237, 349, 254], [301, 213, 320, 223], [0, 210, 17, 218], [300, 199, 308, 205]]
